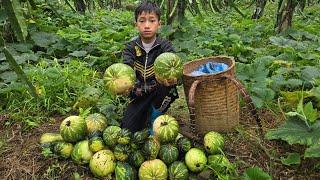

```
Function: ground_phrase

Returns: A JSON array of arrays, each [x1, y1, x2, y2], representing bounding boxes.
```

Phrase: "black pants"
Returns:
[[121, 85, 178, 133]]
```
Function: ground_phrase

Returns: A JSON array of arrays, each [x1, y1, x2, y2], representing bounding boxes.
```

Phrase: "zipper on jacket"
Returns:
[[135, 42, 160, 90], [144, 52, 148, 91]]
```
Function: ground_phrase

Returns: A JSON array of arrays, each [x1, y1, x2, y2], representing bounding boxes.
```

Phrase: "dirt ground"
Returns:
[[0, 107, 320, 179]]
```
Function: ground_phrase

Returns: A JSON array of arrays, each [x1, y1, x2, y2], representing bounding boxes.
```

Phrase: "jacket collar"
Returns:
[[135, 35, 161, 50]]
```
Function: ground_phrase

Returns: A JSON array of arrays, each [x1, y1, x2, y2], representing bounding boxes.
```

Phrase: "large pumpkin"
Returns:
[[185, 148, 207, 173], [103, 126, 121, 147], [154, 52, 182, 85], [103, 63, 136, 95], [115, 162, 137, 180], [39, 133, 63, 147], [139, 159, 168, 180], [168, 161, 189, 180], [60, 116, 87, 143], [53, 142, 73, 159], [142, 137, 160, 160], [153, 115, 179, 143], [203, 131, 224, 154], [71, 140, 93, 164], [85, 113, 108, 134], [159, 144, 179, 165], [89, 149, 116, 177]]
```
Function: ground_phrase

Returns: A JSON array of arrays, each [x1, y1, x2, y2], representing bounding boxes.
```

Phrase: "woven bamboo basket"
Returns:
[[182, 56, 239, 137], [180, 56, 263, 143]]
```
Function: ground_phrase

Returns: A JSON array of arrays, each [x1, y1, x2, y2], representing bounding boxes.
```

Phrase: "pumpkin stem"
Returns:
[[160, 121, 168, 126], [66, 120, 71, 126], [196, 163, 200, 167]]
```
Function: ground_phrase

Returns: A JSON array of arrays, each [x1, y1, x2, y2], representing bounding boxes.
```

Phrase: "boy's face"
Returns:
[[135, 11, 160, 43]]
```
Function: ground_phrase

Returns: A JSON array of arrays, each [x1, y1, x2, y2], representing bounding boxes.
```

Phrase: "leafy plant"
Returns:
[[285, 91, 319, 129], [280, 152, 301, 166], [266, 117, 320, 146], [242, 167, 272, 180], [304, 142, 320, 158]]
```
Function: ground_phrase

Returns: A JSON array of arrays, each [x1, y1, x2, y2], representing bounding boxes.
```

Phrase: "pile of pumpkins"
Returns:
[[40, 113, 231, 179]]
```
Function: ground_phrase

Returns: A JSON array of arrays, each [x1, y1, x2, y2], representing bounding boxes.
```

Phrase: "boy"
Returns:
[[121, 1, 178, 133]]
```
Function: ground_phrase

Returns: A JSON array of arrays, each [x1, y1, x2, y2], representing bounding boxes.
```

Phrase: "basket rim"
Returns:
[[183, 55, 235, 77]]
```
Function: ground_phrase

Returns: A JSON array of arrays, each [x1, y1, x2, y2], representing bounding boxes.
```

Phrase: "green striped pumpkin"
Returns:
[[114, 144, 131, 162], [85, 113, 107, 134], [39, 133, 63, 148], [177, 137, 192, 155], [129, 150, 145, 168], [185, 148, 207, 173], [60, 116, 87, 143], [153, 115, 179, 143], [117, 128, 132, 145], [132, 128, 149, 144], [71, 140, 93, 164], [154, 52, 183, 85], [103, 63, 136, 95], [115, 162, 137, 180], [53, 142, 73, 159], [204, 131, 224, 154], [89, 149, 116, 177], [89, 136, 105, 153], [139, 159, 168, 180], [168, 161, 189, 180], [103, 126, 121, 147], [159, 144, 179, 165], [142, 137, 160, 160]]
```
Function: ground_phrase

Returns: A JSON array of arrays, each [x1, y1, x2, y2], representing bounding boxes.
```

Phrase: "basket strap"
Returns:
[[221, 74, 263, 135], [187, 80, 202, 143]]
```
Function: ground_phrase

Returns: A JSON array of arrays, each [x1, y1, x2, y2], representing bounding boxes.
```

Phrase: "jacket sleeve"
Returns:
[[161, 40, 175, 53], [123, 43, 135, 68]]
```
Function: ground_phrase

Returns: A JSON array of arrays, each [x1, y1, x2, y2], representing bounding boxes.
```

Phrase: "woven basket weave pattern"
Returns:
[[183, 56, 239, 135]]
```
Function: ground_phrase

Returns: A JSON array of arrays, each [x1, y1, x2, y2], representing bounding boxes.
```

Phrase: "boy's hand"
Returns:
[[156, 76, 177, 87]]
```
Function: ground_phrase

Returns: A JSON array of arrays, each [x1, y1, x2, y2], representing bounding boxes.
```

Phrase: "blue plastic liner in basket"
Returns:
[[189, 62, 229, 76]]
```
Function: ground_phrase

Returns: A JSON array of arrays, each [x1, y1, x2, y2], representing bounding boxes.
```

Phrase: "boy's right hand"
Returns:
[[156, 76, 177, 87]]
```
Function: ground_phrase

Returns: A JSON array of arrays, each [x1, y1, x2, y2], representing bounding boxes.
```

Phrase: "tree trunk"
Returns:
[[166, 0, 175, 25], [177, 0, 186, 23], [109, 0, 121, 9], [252, 0, 267, 19], [74, 0, 86, 14], [275, 0, 298, 33]]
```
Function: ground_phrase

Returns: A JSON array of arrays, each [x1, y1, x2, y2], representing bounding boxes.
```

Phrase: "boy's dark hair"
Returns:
[[135, 1, 161, 22]]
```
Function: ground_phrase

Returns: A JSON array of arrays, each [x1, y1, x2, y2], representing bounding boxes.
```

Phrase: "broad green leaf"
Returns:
[[301, 66, 320, 82], [0, 71, 17, 82], [2, 0, 28, 42], [280, 153, 301, 165], [309, 86, 320, 100], [280, 91, 311, 107], [0, 62, 9, 71], [243, 167, 272, 180], [304, 143, 320, 158], [303, 102, 318, 123], [266, 118, 320, 146], [69, 50, 87, 57], [298, 53, 318, 60], [3, 47, 37, 98], [31, 32, 59, 48], [11, 43, 33, 53], [285, 79, 303, 89]]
